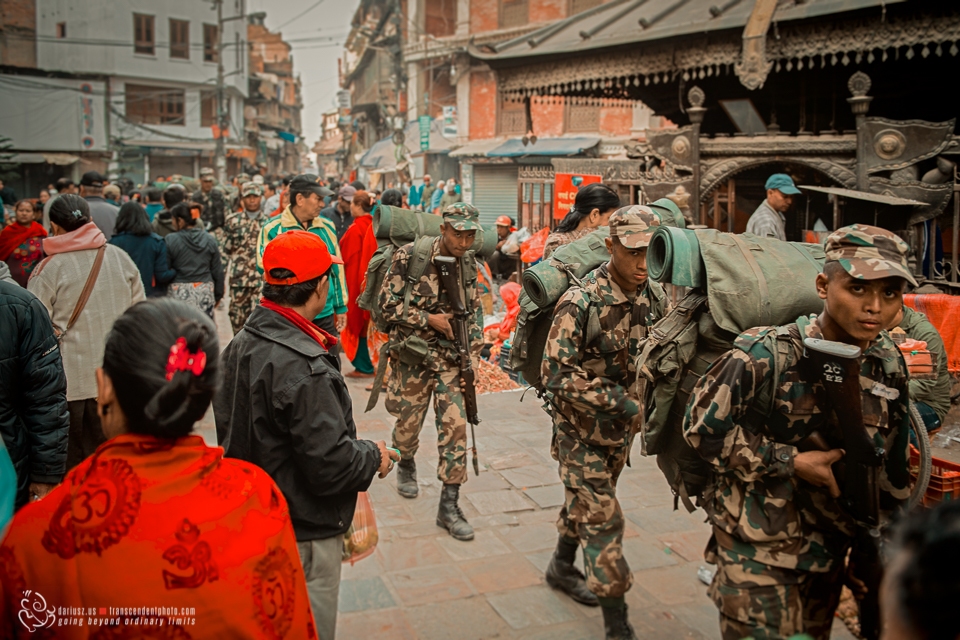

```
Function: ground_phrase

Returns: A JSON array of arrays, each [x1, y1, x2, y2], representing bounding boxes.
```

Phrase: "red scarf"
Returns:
[[260, 298, 338, 350], [0, 221, 46, 262]]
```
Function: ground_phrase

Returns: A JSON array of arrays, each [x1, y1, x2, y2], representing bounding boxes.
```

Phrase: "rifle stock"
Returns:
[[435, 256, 480, 475], [799, 337, 884, 640]]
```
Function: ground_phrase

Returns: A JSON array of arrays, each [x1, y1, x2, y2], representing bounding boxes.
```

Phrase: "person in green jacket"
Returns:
[[889, 304, 952, 435]]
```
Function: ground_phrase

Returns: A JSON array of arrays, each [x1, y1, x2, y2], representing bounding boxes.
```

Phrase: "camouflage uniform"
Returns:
[[219, 182, 265, 335], [379, 205, 483, 486], [542, 207, 668, 599], [682, 224, 916, 640]]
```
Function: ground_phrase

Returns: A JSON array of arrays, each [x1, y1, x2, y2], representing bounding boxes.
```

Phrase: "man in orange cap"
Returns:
[[216, 229, 399, 640], [489, 215, 518, 279]]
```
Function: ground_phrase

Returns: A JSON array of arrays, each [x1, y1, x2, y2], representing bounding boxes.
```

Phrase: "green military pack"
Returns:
[[638, 228, 826, 511], [358, 205, 489, 333]]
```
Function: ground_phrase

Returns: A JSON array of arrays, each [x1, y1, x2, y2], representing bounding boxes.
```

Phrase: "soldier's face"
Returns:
[[201, 178, 214, 192], [243, 194, 261, 211], [606, 238, 648, 289], [817, 268, 904, 345], [440, 223, 476, 258]]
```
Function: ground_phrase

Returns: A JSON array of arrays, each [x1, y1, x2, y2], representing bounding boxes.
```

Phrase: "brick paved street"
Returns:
[[201, 305, 856, 639]]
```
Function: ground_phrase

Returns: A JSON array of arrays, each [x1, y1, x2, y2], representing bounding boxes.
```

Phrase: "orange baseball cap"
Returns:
[[263, 230, 343, 285], [495, 215, 513, 227]]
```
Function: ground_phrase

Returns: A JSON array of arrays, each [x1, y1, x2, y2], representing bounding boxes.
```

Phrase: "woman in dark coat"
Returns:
[[108, 202, 176, 297], [165, 202, 224, 318]]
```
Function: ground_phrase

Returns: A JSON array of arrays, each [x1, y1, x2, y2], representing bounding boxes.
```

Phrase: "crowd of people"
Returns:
[[0, 165, 957, 640]]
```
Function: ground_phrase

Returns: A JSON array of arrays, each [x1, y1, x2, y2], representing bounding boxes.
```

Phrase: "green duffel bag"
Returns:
[[373, 204, 498, 258]]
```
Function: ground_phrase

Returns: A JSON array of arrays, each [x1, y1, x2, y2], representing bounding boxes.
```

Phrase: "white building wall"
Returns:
[[36, 0, 246, 96]]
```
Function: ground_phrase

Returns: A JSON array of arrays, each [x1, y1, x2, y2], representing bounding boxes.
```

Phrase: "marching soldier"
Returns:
[[542, 206, 668, 639], [193, 167, 227, 232], [683, 225, 914, 640], [219, 181, 266, 335], [377, 203, 484, 541]]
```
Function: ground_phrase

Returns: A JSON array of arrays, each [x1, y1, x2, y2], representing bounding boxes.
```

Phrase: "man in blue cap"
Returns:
[[745, 173, 801, 241]]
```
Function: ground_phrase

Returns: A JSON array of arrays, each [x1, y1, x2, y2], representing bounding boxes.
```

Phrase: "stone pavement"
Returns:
[[201, 304, 855, 640]]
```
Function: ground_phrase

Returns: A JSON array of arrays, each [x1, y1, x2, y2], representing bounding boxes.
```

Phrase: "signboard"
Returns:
[[419, 115, 431, 151], [553, 173, 603, 220], [336, 90, 352, 110], [442, 106, 458, 137]]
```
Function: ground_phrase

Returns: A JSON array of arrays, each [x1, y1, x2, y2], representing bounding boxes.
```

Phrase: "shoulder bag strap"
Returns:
[[66, 245, 106, 333]]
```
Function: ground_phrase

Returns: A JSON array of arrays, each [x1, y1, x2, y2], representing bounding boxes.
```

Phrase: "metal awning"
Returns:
[[449, 138, 507, 158], [6, 152, 79, 165], [487, 136, 600, 157], [359, 118, 458, 170], [799, 185, 926, 206]]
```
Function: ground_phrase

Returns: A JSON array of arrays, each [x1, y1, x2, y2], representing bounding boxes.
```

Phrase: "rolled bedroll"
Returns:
[[372, 204, 499, 258], [521, 227, 612, 310], [648, 227, 827, 334]]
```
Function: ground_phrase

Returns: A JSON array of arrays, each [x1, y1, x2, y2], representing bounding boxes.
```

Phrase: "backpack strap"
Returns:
[[401, 236, 435, 322], [636, 290, 708, 374], [753, 323, 803, 419]]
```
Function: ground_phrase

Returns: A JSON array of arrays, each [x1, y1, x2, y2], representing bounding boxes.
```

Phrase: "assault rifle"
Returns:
[[799, 337, 884, 640], [435, 255, 480, 476]]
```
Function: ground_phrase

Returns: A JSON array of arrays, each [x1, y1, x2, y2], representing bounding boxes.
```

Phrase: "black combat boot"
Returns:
[[545, 537, 599, 606], [601, 601, 637, 640], [436, 483, 474, 541], [396, 458, 418, 499]]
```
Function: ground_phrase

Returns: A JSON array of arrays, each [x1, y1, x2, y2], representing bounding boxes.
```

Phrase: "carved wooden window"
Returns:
[[169, 19, 189, 60], [569, 0, 602, 15], [565, 102, 600, 133], [499, 96, 526, 135], [133, 14, 155, 55], [499, 0, 528, 29]]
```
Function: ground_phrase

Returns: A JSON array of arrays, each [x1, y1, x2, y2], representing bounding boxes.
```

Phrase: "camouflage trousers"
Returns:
[[385, 358, 468, 485], [708, 539, 844, 640], [551, 423, 633, 598], [228, 286, 260, 335]]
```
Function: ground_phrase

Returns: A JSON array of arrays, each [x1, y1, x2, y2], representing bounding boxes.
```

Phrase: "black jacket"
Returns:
[[0, 282, 69, 508], [165, 227, 224, 301], [214, 305, 381, 541], [320, 204, 353, 240]]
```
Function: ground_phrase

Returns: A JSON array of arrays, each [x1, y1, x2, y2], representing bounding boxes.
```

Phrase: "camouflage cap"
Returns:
[[609, 205, 661, 249], [199, 167, 215, 178], [441, 202, 482, 231], [241, 182, 264, 197], [824, 223, 918, 287]]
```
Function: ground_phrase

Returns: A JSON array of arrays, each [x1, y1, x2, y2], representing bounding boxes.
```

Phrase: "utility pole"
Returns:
[[214, 0, 227, 186]]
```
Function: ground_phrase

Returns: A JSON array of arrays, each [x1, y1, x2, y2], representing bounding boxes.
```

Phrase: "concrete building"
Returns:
[[312, 109, 344, 179], [246, 12, 303, 175], [0, 0, 249, 192]]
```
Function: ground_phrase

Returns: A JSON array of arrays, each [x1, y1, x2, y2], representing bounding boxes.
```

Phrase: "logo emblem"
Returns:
[[18, 590, 56, 632]]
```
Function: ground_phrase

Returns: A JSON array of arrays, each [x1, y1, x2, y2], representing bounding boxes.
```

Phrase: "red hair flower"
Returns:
[[165, 337, 207, 381]]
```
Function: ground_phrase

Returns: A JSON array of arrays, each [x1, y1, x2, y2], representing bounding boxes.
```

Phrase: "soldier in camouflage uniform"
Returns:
[[193, 167, 227, 232], [218, 181, 266, 335], [377, 203, 484, 541], [682, 224, 915, 640], [542, 206, 668, 640]]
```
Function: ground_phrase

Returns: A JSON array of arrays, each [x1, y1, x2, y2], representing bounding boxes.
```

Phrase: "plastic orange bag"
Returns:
[[342, 492, 378, 565], [521, 227, 550, 264]]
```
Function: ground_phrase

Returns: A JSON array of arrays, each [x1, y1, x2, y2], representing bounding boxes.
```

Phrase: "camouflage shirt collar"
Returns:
[[799, 313, 898, 360], [593, 263, 643, 306]]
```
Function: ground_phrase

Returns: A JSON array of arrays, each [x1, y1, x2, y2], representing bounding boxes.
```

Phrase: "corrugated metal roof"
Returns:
[[799, 185, 927, 206], [487, 137, 601, 157], [470, 0, 901, 61]]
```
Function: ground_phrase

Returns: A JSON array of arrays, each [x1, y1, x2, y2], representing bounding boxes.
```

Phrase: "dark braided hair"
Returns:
[[554, 183, 621, 233], [103, 299, 219, 438]]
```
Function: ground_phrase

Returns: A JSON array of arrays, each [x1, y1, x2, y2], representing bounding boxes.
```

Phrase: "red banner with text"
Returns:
[[553, 173, 603, 220]]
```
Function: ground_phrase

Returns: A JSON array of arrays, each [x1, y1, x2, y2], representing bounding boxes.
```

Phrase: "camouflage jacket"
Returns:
[[193, 188, 226, 231], [218, 209, 264, 288], [683, 314, 911, 572], [542, 263, 667, 447], [378, 236, 482, 371]]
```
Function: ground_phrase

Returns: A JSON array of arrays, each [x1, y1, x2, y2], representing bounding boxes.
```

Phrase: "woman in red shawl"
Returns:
[[0, 200, 46, 286], [0, 299, 317, 639], [339, 190, 379, 376]]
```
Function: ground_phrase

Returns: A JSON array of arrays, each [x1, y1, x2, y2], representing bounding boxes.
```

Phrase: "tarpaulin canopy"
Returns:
[[358, 118, 458, 171]]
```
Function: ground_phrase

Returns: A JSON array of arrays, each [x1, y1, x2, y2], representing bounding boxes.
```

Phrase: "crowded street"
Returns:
[[2, 0, 960, 639]]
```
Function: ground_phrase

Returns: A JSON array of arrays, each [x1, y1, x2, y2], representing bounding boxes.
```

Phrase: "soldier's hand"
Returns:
[[375, 440, 400, 478], [428, 313, 455, 340], [794, 449, 845, 498]]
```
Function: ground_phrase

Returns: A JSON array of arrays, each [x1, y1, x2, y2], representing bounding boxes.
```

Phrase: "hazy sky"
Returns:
[[246, 0, 354, 149]]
